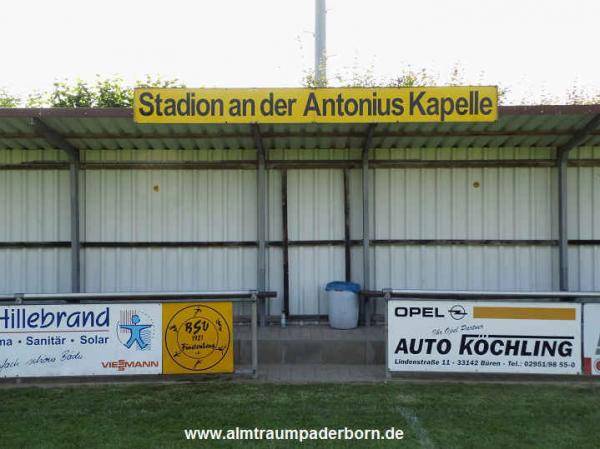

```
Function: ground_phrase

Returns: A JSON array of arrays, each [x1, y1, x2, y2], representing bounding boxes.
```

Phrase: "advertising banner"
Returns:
[[388, 301, 581, 374], [0, 304, 162, 377], [162, 302, 233, 374], [583, 303, 600, 375], [133, 87, 498, 124]]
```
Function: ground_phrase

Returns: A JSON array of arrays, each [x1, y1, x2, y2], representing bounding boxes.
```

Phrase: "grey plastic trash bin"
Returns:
[[325, 281, 361, 329]]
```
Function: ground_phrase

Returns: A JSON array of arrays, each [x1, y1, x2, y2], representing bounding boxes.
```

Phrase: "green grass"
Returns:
[[0, 382, 598, 449]]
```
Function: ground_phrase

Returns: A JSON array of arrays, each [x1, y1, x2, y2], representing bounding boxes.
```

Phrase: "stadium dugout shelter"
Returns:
[[1, 101, 600, 326]]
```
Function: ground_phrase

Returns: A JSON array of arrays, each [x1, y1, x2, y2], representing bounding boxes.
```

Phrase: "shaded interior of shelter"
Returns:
[[1, 105, 600, 326]]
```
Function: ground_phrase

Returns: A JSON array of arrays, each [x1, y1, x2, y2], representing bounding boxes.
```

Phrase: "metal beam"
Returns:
[[1, 290, 277, 301], [558, 154, 569, 292], [29, 117, 81, 293], [1, 104, 600, 119], [343, 168, 351, 281], [29, 117, 79, 161], [371, 288, 600, 300], [7, 238, 600, 250], [8, 129, 600, 141], [253, 124, 268, 326], [362, 124, 376, 325], [557, 113, 600, 291], [69, 160, 81, 293], [9, 159, 600, 172], [557, 114, 600, 156], [281, 169, 290, 325]]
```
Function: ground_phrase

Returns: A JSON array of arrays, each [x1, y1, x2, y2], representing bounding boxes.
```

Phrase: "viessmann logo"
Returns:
[[115, 309, 155, 351], [394, 305, 467, 320], [101, 360, 160, 372]]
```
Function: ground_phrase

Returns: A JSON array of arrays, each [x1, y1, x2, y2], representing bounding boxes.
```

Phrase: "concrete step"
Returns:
[[233, 325, 385, 365]]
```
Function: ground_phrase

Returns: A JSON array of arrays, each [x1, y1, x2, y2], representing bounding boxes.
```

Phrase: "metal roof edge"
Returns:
[[0, 104, 599, 119], [498, 104, 600, 115], [0, 108, 133, 118]]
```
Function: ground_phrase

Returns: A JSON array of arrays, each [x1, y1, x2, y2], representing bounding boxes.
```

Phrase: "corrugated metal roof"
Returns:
[[0, 105, 599, 151]]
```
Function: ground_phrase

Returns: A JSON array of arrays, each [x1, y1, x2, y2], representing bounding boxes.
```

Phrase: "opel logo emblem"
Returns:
[[448, 305, 467, 320]]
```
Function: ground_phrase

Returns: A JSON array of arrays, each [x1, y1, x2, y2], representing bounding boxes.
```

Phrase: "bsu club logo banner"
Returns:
[[162, 303, 233, 374]]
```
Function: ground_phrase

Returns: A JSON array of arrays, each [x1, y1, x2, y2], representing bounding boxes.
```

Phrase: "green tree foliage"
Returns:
[[0, 75, 185, 108], [303, 66, 435, 89], [92, 75, 186, 107], [385, 68, 436, 88], [303, 63, 515, 103], [0, 71, 598, 107], [566, 82, 600, 105], [25, 91, 49, 108], [49, 79, 94, 107], [0, 88, 21, 107]]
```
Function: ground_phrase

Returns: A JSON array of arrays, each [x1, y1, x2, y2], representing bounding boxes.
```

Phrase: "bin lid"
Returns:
[[325, 281, 361, 293]]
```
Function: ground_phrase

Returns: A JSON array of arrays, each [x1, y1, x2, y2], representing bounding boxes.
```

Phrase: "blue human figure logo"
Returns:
[[119, 314, 152, 349]]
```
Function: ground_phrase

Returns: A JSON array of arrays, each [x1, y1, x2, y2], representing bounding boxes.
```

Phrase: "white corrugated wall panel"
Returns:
[[269, 148, 361, 161], [4, 144, 598, 313], [83, 170, 257, 242], [370, 167, 557, 300], [83, 149, 257, 162], [267, 247, 283, 317], [0, 249, 71, 293], [83, 247, 257, 316], [266, 170, 284, 316], [287, 170, 345, 315], [373, 147, 555, 161], [84, 248, 257, 291], [0, 170, 70, 241], [0, 149, 67, 163], [287, 170, 344, 240], [81, 168, 259, 317], [567, 146, 600, 160], [373, 246, 556, 290], [373, 167, 555, 240], [569, 247, 600, 291], [568, 166, 600, 290], [267, 170, 282, 241], [0, 151, 70, 293], [567, 166, 600, 239], [349, 169, 365, 241], [289, 247, 345, 315], [367, 148, 560, 309]]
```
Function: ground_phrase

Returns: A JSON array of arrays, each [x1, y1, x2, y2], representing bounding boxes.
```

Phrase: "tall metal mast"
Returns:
[[315, 0, 327, 84]]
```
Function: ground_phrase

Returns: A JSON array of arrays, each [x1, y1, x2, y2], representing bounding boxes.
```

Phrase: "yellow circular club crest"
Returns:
[[164, 304, 231, 372]]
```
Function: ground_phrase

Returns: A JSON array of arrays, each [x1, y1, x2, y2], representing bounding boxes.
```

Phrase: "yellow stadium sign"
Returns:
[[133, 87, 498, 124], [162, 302, 233, 374]]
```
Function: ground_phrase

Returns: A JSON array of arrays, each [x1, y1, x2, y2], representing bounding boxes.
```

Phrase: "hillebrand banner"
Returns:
[[583, 304, 600, 375], [0, 304, 162, 377], [388, 301, 581, 375], [0, 302, 234, 378], [133, 87, 498, 124]]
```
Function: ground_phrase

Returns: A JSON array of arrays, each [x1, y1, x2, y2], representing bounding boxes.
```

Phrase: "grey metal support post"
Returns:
[[30, 117, 81, 293], [253, 124, 268, 326], [383, 289, 391, 380], [362, 124, 376, 325], [69, 159, 81, 292], [556, 113, 600, 291], [251, 292, 259, 379], [314, 0, 327, 83], [558, 151, 569, 291]]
